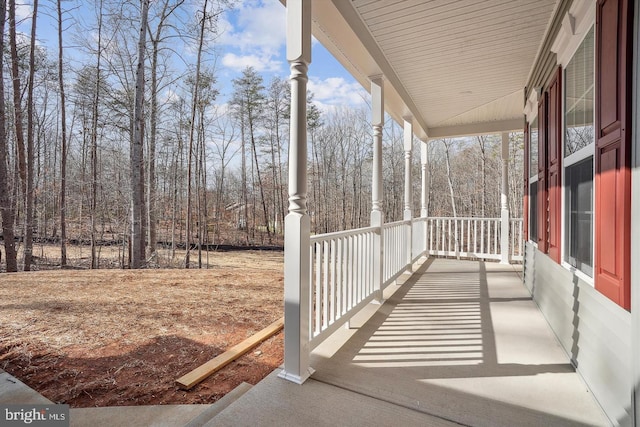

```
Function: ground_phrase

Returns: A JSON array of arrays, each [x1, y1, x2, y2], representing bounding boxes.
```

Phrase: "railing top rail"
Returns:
[[382, 219, 411, 229], [310, 225, 378, 242], [427, 216, 501, 221], [425, 216, 522, 221]]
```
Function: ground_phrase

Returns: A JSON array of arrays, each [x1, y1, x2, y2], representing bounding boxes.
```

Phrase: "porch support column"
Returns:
[[403, 117, 413, 271], [500, 132, 510, 264], [420, 141, 429, 218], [420, 140, 429, 256], [371, 76, 384, 302], [279, 0, 313, 385]]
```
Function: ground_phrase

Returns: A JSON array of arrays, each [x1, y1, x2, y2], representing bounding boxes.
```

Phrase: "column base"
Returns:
[[278, 367, 315, 384]]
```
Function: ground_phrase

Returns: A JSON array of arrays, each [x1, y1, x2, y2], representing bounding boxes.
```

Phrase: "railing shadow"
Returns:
[[322, 260, 572, 378], [310, 258, 599, 426]]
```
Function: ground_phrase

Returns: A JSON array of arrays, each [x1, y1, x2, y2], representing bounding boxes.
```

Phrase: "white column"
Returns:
[[279, 0, 313, 385], [371, 76, 384, 302], [500, 132, 510, 264], [420, 141, 429, 218], [420, 140, 429, 257], [403, 118, 413, 271]]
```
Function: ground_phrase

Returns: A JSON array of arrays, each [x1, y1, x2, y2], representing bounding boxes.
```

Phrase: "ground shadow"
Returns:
[[310, 259, 601, 426], [1, 333, 281, 408]]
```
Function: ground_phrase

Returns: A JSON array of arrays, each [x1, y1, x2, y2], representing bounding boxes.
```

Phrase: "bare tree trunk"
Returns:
[[57, 0, 68, 267], [443, 139, 457, 218], [476, 136, 487, 218], [248, 122, 270, 241], [147, 0, 184, 261], [0, 0, 18, 272], [23, 0, 39, 271], [90, 0, 104, 269], [148, 38, 159, 261], [8, 0, 27, 270], [131, 0, 149, 269], [184, 0, 208, 268], [239, 109, 248, 243]]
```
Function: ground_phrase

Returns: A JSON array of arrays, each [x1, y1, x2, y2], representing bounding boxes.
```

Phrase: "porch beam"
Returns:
[[500, 132, 510, 264], [404, 117, 413, 271], [427, 118, 523, 140], [371, 76, 384, 302], [279, 0, 313, 385]]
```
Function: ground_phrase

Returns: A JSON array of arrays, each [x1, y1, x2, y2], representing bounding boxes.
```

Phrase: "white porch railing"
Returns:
[[510, 218, 523, 261], [382, 220, 410, 285], [412, 217, 427, 262], [426, 217, 524, 261], [307, 216, 522, 350], [309, 226, 379, 349]]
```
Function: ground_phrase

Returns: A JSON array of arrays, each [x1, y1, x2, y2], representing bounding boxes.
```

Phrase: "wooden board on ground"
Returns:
[[176, 318, 284, 390]]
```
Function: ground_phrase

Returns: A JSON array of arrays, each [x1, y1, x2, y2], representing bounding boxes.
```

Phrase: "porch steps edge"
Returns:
[[186, 381, 252, 427]]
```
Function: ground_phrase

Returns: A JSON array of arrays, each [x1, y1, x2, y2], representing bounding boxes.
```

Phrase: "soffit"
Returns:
[[310, 0, 560, 140]]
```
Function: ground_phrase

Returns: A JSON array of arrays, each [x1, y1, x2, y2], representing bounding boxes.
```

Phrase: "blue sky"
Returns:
[[14, 0, 367, 111], [214, 0, 367, 110]]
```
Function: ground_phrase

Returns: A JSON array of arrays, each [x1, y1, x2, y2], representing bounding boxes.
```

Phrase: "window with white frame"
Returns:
[[563, 26, 594, 277]]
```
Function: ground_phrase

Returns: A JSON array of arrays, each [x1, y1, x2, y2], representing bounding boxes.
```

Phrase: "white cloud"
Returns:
[[219, 0, 286, 54], [217, 0, 286, 74], [16, 1, 32, 22], [221, 52, 281, 72], [160, 89, 181, 104], [308, 77, 368, 111]]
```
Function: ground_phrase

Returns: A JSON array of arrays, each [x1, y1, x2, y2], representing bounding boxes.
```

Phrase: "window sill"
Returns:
[[561, 261, 594, 286]]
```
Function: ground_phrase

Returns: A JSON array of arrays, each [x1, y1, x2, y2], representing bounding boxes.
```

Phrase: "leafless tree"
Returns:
[[130, 0, 150, 269], [0, 0, 18, 272]]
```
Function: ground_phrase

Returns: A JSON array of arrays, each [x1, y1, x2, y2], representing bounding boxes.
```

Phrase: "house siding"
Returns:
[[524, 242, 632, 426]]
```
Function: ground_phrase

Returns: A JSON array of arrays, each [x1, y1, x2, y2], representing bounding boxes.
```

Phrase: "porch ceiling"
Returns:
[[308, 0, 559, 140]]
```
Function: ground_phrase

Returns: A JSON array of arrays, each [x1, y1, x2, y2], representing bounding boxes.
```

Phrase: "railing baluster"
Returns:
[[323, 241, 329, 328], [460, 219, 465, 256], [330, 239, 336, 324], [315, 242, 321, 337], [497, 219, 500, 255], [429, 219, 433, 254], [481, 219, 485, 255], [337, 237, 343, 317], [348, 235, 353, 310]]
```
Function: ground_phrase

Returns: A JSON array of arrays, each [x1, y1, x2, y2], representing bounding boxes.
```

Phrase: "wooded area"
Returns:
[[0, 0, 523, 272]]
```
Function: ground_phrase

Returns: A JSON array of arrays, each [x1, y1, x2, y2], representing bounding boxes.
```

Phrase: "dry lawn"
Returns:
[[0, 250, 284, 407]]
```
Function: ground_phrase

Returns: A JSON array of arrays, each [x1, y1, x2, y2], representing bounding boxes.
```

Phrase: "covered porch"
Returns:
[[211, 257, 607, 426], [277, 0, 639, 426]]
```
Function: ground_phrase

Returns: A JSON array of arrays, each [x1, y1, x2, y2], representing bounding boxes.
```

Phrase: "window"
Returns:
[[565, 158, 593, 276], [564, 27, 594, 157], [529, 117, 538, 179], [528, 117, 538, 242], [529, 181, 538, 242], [563, 26, 594, 277]]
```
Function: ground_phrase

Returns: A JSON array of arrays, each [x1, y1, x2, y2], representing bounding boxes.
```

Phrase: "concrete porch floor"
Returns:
[[210, 258, 609, 427]]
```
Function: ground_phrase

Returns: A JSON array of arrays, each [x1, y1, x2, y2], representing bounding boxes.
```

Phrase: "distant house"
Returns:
[[279, 1, 639, 426]]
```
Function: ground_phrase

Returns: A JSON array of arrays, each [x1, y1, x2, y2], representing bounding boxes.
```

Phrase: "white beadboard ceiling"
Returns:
[[307, 0, 559, 140]]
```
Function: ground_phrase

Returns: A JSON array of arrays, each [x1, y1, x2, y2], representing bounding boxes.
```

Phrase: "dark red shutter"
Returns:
[[523, 121, 529, 241], [547, 68, 562, 264], [537, 94, 548, 252], [594, 0, 632, 309]]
